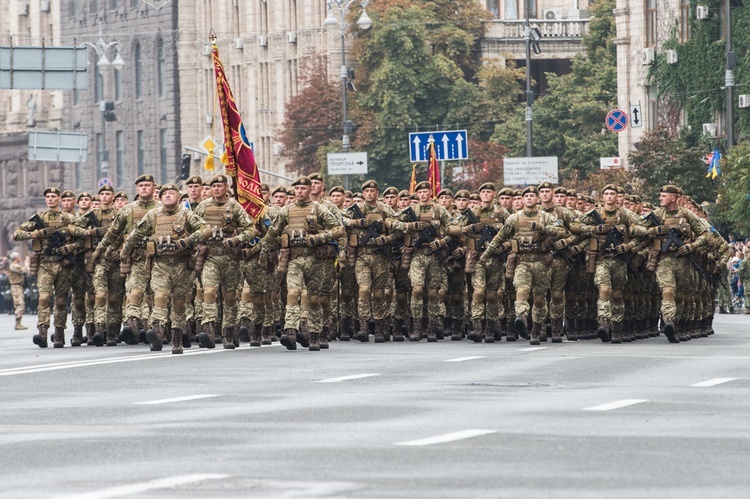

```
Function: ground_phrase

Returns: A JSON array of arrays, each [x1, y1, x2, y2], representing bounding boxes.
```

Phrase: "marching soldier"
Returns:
[[193, 174, 258, 349], [264, 176, 345, 351], [9, 252, 29, 330], [481, 186, 566, 345], [328, 185, 357, 341], [114, 191, 129, 209], [119, 184, 208, 353]]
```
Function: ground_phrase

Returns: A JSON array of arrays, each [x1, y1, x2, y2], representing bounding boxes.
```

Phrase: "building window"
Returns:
[[110, 0, 118, 9], [90, 0, 99, 13], [96, 132, 104, 179], [94, 66, 103, 102], [134, 43, 142, 98], [157, 40, 166, 97], [485, 0, 499, 18], [71, 0, 77, 16], [645, 0, 657, 47], [116, 130, 123, 186], [160, 129, 168, 182], [137, 130, 144, 175], [647, 85, 658, 130], [680, 0, 690, 42], [114, 68, 122, 100]]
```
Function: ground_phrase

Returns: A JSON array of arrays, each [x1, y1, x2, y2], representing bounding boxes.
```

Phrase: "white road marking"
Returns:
[[0, 344, 280, 377], [443, 356, 486, 362], [518, 347, 549, 352], [134, 394, 222, 405], [690, 378, 738, 387], [395, 429, 497, 447], [582, 399, 649, 411], [314, 373, 382, 383], [58, 473, 230, 499]]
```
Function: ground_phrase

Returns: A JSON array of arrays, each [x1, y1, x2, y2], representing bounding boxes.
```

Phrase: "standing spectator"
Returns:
[[739, 250, 750, 314], [9, 252, 29, 330]]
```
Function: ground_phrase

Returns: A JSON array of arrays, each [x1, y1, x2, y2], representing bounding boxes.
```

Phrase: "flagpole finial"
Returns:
[[208, 29, 217, 45]]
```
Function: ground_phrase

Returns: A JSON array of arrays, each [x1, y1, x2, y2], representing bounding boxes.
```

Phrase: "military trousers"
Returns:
[[285, 252, 327, 333], [93, 258, 125, 325], [471, 255, 505, 321], [594, 256, 627, 324], [512, 254, 550, 325], [655, 254, 693, 324], [149, 258, 193, 330], [408, 251, 447, 321], [36, 259, 71, 329], [355, 250, 390, 321], [201, 251, 243, 328]]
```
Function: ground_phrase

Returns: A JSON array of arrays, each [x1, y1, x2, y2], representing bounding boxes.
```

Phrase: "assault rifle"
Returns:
[[401, 206, 439, 252], [30, 214, 67, 255], [585, 209, 636, 272], [348, 203, 385, 247], [462, 208, 498, 252]]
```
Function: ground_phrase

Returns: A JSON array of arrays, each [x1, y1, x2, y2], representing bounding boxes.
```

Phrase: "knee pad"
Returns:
[[550, 290, 564, 305], [532, 294, 546, 308], [384, 288, 393, 301], [154, 291, 170, 308], [485, 289, 498, 303], [300, 291, 309, 306], [412, 285, 424, 298], [396, 292, 408, 307], [358, 286, 372, 301], [107, 292, 120, 307], [320, 295, 330, 308], [287, 287, 302, 305], [599, 284, 612, 302], [472, 286, 485, 302], [241, 286, 252, 303], [95, 290, 108, 308], [224, 289, 237, 308], [251, 293, 264, 309], [450, 292, 463, 304], [172, 298, 186, 316], [612, 289, 624, 304], [307, 294, 321, 309], [427, 288, 440, 303], [128, 288, 145, 304], [662, 287, 675, 302], [73, 297, 85, 309], [372, 289, 385, 303], [38, 292, 51, 310], [515, 287, 530, 302], [203, 286, 217, 304]]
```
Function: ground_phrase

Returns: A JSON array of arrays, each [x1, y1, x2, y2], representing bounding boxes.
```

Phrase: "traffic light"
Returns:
[[180, 153, 191, 180]]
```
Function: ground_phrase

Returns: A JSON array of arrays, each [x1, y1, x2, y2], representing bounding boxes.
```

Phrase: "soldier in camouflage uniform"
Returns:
[[237, 205, 273, 346], [182, 175, 204, 341], [399, 181, 453, 342], [481, 185, 566, 345], [193, 174, 258, 349], [96, 174, 159, 344], [264, 176, 345, 351], [120, 184, 208, 353], [644, 185, 708, 343], [77, 185, 124, 346], [739, 249, 750, 314], [345, 180, 403, 343], [14, 187, 86, 348], [329, 185, 358, 341]]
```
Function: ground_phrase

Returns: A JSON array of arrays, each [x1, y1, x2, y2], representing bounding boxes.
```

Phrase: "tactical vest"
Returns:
[[96, 207, 117, 229], [592, 207, 629, 247], [654, 207, 693, 242], [350, 202, 386, 246], [148, 208, 189, 255], [281, 202, 320, 247], [512, 211, 545, 253], [203, 200, 237, 242], [467, 205, 505, 251], [127, 200, 156, 248], [32, 211, 66, 254]]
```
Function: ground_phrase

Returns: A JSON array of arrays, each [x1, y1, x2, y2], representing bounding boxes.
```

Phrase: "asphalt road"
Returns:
[[1, 313, 750, 498]]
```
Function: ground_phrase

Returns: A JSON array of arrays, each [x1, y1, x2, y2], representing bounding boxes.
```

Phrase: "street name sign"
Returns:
[[504, 157, 559, 185], [327, 152, 368, 175]]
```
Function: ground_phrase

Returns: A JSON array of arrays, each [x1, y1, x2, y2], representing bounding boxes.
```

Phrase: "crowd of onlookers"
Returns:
[[726, 236, 749, 311], [0, 255, 39, 315]]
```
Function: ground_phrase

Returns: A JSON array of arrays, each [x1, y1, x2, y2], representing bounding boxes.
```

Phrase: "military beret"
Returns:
[[660, 184, 682, 195], [437, 188, 453, 198], [410, 193, 419, 200], [291, 176, 311, 187], [628, 195, 642, 204], [286, 188, 295, 196], [585, 196, 596, 204], [398, 190, 411, 198], [44, 187, 61, 196], [98, 185, 114, 194], [180, 193, 189, 200], [271, 185, 287, 196], [498, 188, 514, 197], [469, 193, 481, 201], [361, 179, 379, 191], [260, 183, 270, 191], [455, 189, 471, 199], [382, 186, 399, 197], [135, 174, 155, 185], [522, 185, 538, 195], [353, 192, 364, 199], [77, 191, 92, 201], [307, 172, 323, 182], [567, 189, 577, 197], [326, 186, 344, 196], [153, 185, 162, 193], [415, 181, 431, 192], [210, 174, 229, 185], [642, 202, 654, 209], [159, 183, 180, 195], [114, 191, 128, 200], [202, 179, 211, 187], [615, 186, 626, 194], [537, 181, 555, 190], [344, 190, 354, 197], [92, 195, 100, 201], [478, 182, 496, 192], [513, 189, 523, 197], [185, 175, 203, 186], [60, 190, 76, 199], [602, 184, 619, 193], [553, 187, 568, 195]]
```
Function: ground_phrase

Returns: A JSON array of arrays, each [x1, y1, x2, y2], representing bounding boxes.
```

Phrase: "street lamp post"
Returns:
[[81, 24, 124, 183], [324, 0, 371, 189]]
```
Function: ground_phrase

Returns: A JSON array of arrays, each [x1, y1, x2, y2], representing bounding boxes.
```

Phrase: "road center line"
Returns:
[[134, 394, 222, 405], [58, 473, 230, 499], [444, 356, 486, 362], [314, 373, 382, 383], [519, 347, 549, 352], [395, 429, 497, 446], [690, 378, 738, 387], [583, 399, 649, 411]]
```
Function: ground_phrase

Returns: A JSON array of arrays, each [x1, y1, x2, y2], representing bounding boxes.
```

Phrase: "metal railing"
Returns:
[[484, 19, 590, 40]]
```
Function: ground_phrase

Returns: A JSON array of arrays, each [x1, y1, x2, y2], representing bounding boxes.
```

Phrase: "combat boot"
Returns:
[[280, 328, 298, 350], [506, 321, 517, 342], [541, 321, 550, 342], [297, 321, 310, 348], [309, 332, 321, 351], [719, 306, 727, 314], [33, 325, 49, 348], [663, 322, 679, 343], [393, 318, 405, 342], [633, 320, 645, 340], [180, 328, 192, 349], [690, 320, 700, 339], [451, 318, 463, 341], [597, 319, 611, 343], [249, 323, 262, 347], [551, 319, 563, 343], [187, 320, 197, 342], [484, 319, 496, 343], [106, 323, 118, 346], [238, 318, 251, 343], [145, 322, 163, 351], [84, 322, 94, 344], [373, 320, 386, 343], [495, 319, 505, 341], [197, 322, 216, 349], [320, 326, 330, 349], [52, 327, 65, 348], [565, 319, 577, 341], [729, 306, 736, 314], [137, 319, 147, 344], [119, 318, 138, 345], [355, 317, 370, 342], [409, 318, 423, 342], [92, 323, 106, 347], [339, 317, 351, 341], [467, 319, 483, 343], [529, 322, 542, 346], [435, 319, 446, 341], [70, 324, 82, 346], [514, 315, 528, 341], [426, 320, 438, 343], [699, 318, 709, 338], [171, 328, 183, 354], [610, 321, 623, 344], [222, 326, 236, 350], [15, 318, 28, 330], [649, 317, 660, 337], [621, 321, 632, 343], [261, 325, 273, 345]]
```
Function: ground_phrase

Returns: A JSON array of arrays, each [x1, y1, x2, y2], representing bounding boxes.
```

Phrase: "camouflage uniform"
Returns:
[[193, 193, 257, 348], [121, 198, 207, 353], [237, 210, 274, 346], [9, 261, 28, 329]]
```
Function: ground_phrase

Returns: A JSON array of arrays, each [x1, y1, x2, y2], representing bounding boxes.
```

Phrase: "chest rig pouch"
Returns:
[[511, 212, 544, 253], [281, 202, 318, 248], [146, 209, 188, 256], [203, 202, 236, 243], [31, 212, 65, 254]]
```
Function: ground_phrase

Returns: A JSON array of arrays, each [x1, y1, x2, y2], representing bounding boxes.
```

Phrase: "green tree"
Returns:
[[714, 142, 750, 235]]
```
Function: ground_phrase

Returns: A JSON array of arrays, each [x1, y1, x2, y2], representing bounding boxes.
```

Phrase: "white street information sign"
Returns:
[[327, 152, 368, 175], [504, 157, 558, 185]]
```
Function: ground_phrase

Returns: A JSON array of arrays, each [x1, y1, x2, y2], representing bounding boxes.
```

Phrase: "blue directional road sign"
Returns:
[[606, 109, 628, 133], [409, 130, 468, 162]]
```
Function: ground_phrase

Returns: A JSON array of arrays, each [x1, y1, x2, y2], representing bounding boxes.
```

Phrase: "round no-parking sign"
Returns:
[[606, 109, 628, 133]]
